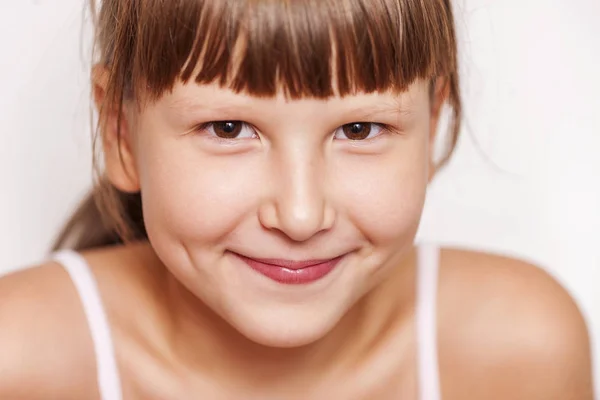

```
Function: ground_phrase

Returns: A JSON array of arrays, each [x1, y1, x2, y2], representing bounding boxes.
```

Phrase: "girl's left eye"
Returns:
[[201, 121, 257, 140], [333, 123, 385, 141]]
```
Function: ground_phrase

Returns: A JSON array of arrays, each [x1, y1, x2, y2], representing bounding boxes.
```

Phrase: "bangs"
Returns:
[[97, 0, 458, 101]]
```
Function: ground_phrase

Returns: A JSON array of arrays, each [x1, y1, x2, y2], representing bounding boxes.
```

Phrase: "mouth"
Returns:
[[232, 253, 345, 285]]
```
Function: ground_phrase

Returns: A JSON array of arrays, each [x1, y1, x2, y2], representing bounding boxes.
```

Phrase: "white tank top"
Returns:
[[52, 244, 441, 400]]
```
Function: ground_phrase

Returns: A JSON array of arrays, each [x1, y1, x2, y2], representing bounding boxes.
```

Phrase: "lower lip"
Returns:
[[235, 255, 343, 285]]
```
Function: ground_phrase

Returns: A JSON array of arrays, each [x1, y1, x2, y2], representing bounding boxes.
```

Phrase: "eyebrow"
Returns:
[[344, 102, 414, 118], [166, 97, 250, 120], [166, 90, 415, 121]]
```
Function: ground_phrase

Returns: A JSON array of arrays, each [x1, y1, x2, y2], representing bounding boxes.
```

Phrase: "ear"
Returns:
[[92, 65, 141, 193], [428, 78, 450, 182]]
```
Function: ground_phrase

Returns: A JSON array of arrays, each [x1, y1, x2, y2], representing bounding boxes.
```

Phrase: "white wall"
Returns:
[[0, 0, 598, 396], [0, 2, 94, 269]]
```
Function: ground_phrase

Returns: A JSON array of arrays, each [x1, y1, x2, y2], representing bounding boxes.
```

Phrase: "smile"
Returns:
[[232, 253, 345, 285]]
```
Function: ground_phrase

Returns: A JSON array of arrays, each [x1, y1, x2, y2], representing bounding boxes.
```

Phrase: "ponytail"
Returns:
[[52, 184, 146, 251]]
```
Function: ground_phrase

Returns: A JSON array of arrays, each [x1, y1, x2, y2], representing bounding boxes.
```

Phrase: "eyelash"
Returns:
[[196, 121, 257, 142], [194, 121, 393, 142]]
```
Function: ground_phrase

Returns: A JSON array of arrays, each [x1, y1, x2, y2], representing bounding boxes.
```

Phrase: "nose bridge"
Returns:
[[266, 142, 333, 241]]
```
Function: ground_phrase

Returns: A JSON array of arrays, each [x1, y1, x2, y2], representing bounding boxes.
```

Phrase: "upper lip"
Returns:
[[234, 253, 344, 270]]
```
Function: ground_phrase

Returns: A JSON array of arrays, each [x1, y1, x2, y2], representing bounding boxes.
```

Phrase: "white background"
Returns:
[[0, 0, 598, 396]]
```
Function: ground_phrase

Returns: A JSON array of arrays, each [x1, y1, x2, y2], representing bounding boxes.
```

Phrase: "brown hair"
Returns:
[[53, 0, 462, 251]]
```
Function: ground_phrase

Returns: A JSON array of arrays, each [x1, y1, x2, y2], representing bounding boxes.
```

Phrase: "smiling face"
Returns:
[[99, 76, 444, 347]]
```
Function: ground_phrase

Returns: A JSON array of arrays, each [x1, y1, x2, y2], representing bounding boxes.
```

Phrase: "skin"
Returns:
[[0, 73, 594, 399]]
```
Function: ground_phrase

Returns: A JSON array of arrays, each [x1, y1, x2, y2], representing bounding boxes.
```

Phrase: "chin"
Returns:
[[222, 300, 347, 348]]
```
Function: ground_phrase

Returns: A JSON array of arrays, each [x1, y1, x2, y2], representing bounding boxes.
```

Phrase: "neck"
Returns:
[[156, 247, 417, 389]]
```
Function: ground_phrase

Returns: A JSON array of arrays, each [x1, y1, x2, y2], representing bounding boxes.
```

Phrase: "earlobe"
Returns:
[[92, 65, 141, 193]]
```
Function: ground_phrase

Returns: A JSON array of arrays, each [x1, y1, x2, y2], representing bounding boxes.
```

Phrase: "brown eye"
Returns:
[[342, 123, 371, 140], [212, 121, 243, 139], [336, 122, 384, 141]]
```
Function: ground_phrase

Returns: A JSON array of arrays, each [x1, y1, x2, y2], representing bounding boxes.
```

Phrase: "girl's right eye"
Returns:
[[200, 121, 258, 140]]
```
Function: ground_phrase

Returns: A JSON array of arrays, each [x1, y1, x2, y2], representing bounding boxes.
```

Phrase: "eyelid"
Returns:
[[333, 122, 389, 141], [188, 120, 399, 142], [195, 121, 258, 140]]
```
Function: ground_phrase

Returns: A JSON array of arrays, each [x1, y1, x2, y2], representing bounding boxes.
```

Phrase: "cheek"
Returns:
[[134, 135, 262, 246], [336, 138, 429, 246]]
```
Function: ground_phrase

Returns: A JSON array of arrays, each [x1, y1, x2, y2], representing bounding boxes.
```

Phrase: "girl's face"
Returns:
[[111, 78, 441, 347]]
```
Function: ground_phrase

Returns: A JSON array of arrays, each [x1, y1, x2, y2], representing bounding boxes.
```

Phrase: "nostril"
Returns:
[[258, 198, 333, 242], [257, 202, 279, 231]]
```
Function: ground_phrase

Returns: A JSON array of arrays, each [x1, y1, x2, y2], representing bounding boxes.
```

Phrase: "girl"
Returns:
[[0, 0, 593, 399]]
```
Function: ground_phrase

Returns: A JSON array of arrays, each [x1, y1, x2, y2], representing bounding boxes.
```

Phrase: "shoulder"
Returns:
[[436, 248, 594, 400], [0, 243, 170, 399], [0, 259, 99, 399]]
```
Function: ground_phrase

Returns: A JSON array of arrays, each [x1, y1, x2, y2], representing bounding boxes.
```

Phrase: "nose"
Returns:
[[258, 149, 335, 242]]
